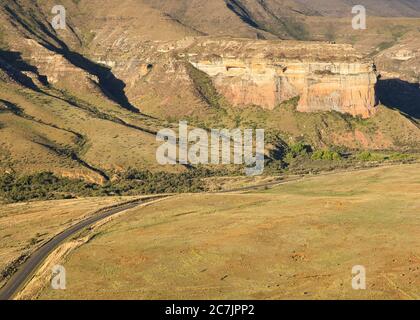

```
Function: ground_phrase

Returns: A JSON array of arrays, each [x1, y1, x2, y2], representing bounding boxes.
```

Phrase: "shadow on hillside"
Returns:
[[226, 0, 260, 29], [376, 79, 420, 119], [3, 4, 139, 114], [0, 49, 48, 89]]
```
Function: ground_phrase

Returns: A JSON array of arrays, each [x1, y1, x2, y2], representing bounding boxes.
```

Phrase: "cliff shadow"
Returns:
[[58, 50, 140, 114], [376, 78, 420, 120], [0, 49, 48, 90], [33, 21, 140, 114], [3, 4, 139, 114]]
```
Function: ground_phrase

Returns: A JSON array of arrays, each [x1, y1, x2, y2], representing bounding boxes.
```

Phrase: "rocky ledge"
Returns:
[[185, 38, 378, 118]]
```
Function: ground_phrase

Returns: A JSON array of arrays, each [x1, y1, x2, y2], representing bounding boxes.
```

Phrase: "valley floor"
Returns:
[[0, 196, 144, 289], [4, 164, 420, 300]]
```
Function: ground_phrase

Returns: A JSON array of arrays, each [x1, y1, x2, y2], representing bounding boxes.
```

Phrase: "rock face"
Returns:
[[87, 37, 378, 118], [187, 39, 378, 118], [12, 39, 100, 90], [14, 34, 377, 118], [375, 32, 420, 84]]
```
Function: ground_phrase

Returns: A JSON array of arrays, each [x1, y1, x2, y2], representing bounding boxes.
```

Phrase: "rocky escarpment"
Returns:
[[373, 32, 420, 119], [87, 37, 378, 118], [186, 39, 378, 118], [374, 31, 419, 85]]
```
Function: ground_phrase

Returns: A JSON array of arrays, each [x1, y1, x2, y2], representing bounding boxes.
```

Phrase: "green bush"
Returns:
[[289, 143, 312, 156], [0, 168, 233, 203], [388, 153, 411, 161], [312, 150, 342, 161], [0, 172, 104, 202], [356, 151, 384, 161]]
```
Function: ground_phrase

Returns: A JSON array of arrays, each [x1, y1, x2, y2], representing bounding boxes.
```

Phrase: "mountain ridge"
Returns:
[[0, 0, 419, 183]]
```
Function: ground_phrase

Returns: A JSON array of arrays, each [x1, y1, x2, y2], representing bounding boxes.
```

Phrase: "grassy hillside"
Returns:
[[0, 80, 168, 182], [144, 0, 420, 39], [0, 0, 419, 186]]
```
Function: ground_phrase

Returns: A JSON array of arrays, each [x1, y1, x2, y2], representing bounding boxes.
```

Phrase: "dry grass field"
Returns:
[[1, 0, 419, 302], [0, 196, 141, 288], [34, 164, 419, 300]]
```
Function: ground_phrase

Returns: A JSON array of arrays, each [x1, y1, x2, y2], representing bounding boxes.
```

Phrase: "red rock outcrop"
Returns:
[[187, 39, 378, 118]]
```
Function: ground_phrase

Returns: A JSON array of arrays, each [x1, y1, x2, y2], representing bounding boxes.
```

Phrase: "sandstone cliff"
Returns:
[[0, 1, 419, 182], [93, 38, 378, 118], [186, 39, 378, 118]]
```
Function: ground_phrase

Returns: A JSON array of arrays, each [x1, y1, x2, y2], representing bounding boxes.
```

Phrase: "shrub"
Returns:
[[312, 150, 342, 161], [0, 172, 106, 202], [283, 143, 312, 164], [356, 151, 384, 161], [388, 153, 411, 161], [289, 143, 312, 157], [0, 168, 233, 203]]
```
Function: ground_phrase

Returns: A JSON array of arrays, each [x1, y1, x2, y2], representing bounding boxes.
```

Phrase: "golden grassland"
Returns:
[[0, 81, 172, 182], [0, 196, 142, 288], [34, 163, 419, 300]]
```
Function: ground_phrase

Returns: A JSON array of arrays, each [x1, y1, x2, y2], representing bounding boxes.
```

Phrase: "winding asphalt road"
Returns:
[[0, 198, 160, 300], [0, 175, 319, 300], [0, 177, 294, 301], [0, 162, 411, 300]]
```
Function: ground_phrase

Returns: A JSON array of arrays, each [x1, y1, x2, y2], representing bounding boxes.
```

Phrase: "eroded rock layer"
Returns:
[[186, 39, 378, 118]]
